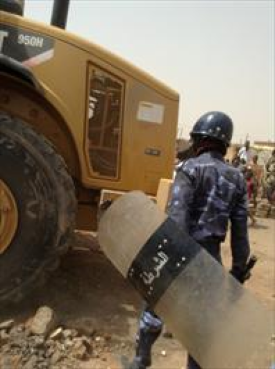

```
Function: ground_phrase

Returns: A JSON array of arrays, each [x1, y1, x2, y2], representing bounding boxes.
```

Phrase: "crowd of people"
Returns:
[[230, 141, 275, 225], [175, 140, 275, 226]]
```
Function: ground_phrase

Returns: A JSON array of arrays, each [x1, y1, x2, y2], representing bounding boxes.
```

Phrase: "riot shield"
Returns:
[[98, 191, 272, 369]]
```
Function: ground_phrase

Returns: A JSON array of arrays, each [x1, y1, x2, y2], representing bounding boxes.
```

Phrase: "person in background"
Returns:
[[239, 158, 247, 173], [231, 154, 241, 168], [130, 111, 250, 369], [264, 149, 275, 204], [245, 166, 257, 225], [238, 140, 252, 164], [250, 154, 263, 202]]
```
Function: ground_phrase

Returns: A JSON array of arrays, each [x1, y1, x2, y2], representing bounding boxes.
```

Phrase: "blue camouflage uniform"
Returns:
[[169, 151, 250, 268], [138, 150, 250, 369]]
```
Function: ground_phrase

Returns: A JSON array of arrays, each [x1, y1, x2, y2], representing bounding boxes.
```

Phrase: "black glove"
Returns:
[[230, 255, 257, 284], [230, 268, 245, 284]]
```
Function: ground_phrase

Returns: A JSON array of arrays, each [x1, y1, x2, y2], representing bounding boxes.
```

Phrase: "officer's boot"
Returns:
[[130, 326, 162, 369]]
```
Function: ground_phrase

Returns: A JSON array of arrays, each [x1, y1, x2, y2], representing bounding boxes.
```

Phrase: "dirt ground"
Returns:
[[0, 218, 274, 369]]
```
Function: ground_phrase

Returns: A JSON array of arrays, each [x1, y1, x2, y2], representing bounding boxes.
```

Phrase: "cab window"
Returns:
[[88, 67, 124, 179]]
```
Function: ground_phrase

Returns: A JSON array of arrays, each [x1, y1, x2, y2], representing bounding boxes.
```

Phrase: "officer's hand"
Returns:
[[229, 268, 245, 284]]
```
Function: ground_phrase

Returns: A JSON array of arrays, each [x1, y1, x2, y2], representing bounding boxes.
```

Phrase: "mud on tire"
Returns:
[[0, 113, 76, 303]]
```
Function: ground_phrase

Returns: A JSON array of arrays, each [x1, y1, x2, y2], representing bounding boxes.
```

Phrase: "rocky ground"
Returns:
[[0, 218, 274, 369], [0, 315, 96, 369]]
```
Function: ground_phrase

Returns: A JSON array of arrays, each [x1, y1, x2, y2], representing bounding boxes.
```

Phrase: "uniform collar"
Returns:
[[200, 150, 225, 162]]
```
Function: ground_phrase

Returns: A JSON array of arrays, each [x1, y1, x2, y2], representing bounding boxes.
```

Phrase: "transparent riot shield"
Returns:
[[98, 191, 273, 369]]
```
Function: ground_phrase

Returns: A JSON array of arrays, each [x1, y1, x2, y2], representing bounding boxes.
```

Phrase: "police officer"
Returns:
[[130, 111, 250, 369]]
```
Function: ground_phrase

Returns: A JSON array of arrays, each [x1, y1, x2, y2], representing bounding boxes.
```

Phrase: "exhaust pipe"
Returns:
[[51, 0, 70, 30], [0, 0, 25, 15], [18, 0, 24, 11]]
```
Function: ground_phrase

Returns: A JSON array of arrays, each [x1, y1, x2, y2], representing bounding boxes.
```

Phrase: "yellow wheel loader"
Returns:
[[0, 0, 179, 303]]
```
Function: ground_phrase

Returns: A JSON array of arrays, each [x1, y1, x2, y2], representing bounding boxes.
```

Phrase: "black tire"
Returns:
[[0, 114, 76, 303]]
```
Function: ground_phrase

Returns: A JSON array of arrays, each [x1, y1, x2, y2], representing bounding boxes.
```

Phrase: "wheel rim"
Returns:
[[0, 179, 18, 254]]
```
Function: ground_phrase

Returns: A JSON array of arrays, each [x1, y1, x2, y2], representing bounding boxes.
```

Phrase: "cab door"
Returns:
[[86, 64, 124, 180]]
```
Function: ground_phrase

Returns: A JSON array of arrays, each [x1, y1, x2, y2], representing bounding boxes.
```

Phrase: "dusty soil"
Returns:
[[0, 218, 274, 369]]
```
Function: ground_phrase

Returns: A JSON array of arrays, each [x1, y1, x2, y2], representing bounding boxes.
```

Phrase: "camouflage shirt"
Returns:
[[168, 151, 250, 269]]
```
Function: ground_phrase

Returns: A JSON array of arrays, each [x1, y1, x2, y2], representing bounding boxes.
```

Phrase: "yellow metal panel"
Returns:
[[156, 178, 173, 212], [0, 12, 179, 198]]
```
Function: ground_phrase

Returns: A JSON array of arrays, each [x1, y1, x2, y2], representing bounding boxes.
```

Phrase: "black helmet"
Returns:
[[190, 111, 233, 146]]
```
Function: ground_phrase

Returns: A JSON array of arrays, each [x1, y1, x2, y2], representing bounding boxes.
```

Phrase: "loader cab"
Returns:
[[0, 9, 179, 195]]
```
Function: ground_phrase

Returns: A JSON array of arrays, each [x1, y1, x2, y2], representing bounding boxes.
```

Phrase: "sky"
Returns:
[[24, 0, 274, 144]]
